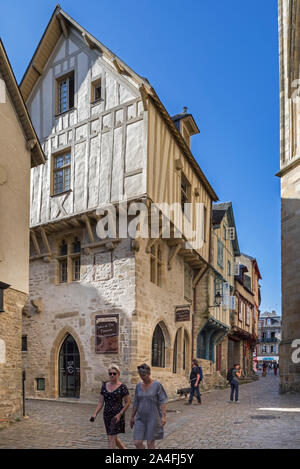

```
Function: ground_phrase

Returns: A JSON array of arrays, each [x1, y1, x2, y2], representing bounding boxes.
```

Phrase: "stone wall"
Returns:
[[279, 166, 300, 392], [134, 238, 193, 398], [0, 288, 27, 427], [23, 233, 136, 402]]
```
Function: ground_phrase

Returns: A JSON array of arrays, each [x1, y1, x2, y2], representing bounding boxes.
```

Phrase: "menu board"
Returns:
[[95, 314, 119, 353]]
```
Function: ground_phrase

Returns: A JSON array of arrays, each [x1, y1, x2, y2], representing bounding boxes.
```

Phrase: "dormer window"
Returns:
[[171, 109, 200, 149], [56, 71, 74, 115]]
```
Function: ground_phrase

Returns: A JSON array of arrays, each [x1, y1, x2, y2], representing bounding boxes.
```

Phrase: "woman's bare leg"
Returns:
[[116, 437, 127, 449], [134, 440, 145, 449], [147, 440, 155, 449], [108, 435, 117, 449]]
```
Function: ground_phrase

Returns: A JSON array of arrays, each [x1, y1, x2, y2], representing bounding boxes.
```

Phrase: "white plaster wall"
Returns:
[[27, 29, 147, 228]]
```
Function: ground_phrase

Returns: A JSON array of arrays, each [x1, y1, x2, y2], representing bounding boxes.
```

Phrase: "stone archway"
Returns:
[[49, 326, 87, 398], [58, 334, 80, 398], [151, 320, 171, 369]]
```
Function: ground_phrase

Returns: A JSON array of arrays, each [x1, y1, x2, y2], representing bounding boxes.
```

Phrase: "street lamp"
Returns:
[[208, 292, 222, 308], [215, 292, 222, 306]]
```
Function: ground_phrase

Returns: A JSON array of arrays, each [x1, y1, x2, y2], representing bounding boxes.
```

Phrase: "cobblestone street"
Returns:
[[0, 374, 299, 449]]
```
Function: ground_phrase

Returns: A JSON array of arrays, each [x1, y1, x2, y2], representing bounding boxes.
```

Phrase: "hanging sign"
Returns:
[[175, 305, 191, 322]]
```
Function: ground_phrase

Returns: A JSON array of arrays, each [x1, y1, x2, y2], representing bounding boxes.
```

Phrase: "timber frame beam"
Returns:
[[82, 214, 95, 243], [30, 230, 41, 256], [56, 12, 69, 38], [40, 227, 52, 256], [168, 240, 184, 270]]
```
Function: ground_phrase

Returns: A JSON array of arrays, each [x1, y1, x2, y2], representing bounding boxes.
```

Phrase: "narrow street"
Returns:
[[0, 374, 299, 449]]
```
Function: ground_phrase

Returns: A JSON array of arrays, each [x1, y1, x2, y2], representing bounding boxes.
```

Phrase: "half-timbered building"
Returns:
[[21, 6, 219, 400]]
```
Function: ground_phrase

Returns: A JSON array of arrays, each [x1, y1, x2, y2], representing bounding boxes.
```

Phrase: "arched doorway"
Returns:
[[59, 334, 80, 398], [152, 323, 166, 367]]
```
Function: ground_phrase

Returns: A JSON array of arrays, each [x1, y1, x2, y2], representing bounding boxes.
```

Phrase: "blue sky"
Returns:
[[0, 0, 281, 314]]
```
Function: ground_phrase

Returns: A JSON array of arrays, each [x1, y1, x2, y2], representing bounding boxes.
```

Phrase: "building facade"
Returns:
[[0, 40, 44, 426], [194, 202, 239, 387], [278, 0, 300, 392], [21, 6, 218, 401], [228, 254, 258, 376], [257, 311, 282, 365]]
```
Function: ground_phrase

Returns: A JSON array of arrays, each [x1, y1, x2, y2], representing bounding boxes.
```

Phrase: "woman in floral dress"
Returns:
[[90, 364, 130, 449]]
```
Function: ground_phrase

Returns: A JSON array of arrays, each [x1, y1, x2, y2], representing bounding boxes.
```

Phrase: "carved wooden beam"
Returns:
[[193, 265, 208, 288], [30, 230, 41, 256], [81, 239, 120, 250], [69, 218, 82, 227], [167, 238, 184, 247], [139, 84, 148, 111], [168, 241, 184, 270], [112, 58, 130, 76], [40, 227, 52, 256], [27, 139, 37, 151], [112, 58, 123, 74], [57, 12, 69, 38], [145, 226, 163, 253], [82, 33, 97, 50], [82, 214, 95, 243]]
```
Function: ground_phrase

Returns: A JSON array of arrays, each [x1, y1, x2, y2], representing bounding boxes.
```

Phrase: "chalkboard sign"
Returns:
[[95, 314, 119, 353], [175, 305, 191, 322]]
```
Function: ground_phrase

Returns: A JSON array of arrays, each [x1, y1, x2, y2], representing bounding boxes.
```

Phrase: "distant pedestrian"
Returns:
[[186, 359, 203, 405], [90, 364, 130, 449], [228, 364, 242, 403], [273, 363, 278, 376], [130, 363, 168, 450]]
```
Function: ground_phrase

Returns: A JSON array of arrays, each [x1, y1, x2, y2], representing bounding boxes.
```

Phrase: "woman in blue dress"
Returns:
[[130, 363, 168, 449]]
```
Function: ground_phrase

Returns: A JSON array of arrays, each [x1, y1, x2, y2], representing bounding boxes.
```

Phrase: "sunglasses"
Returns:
[[109, 372, 117, 376]]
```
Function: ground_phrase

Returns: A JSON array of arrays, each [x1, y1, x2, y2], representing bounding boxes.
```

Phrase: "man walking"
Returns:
[[228, 364, 242, 403], [187, 359, 203, 405]]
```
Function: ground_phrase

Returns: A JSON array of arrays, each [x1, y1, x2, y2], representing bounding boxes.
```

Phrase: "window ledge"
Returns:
[[91, 99, 103, 106], [51, 189, 72, 198], [55, 108, 76, 118]]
